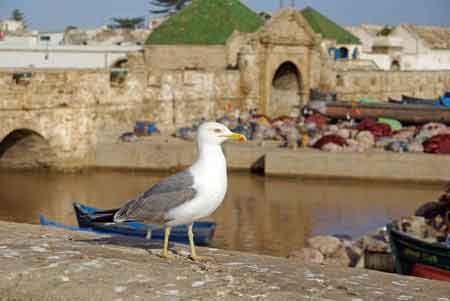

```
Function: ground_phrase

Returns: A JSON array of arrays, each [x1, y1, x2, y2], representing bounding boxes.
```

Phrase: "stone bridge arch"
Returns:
[[0, 128, 57, 169]]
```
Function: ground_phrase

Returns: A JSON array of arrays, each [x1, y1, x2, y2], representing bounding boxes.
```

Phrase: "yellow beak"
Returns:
[[225, 132, 247, 142]]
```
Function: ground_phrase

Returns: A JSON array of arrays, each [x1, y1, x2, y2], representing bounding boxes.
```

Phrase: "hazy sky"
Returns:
[[0, 0, 449, 31]]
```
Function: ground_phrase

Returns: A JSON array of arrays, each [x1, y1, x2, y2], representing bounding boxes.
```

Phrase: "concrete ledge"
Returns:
[[265, 149, 450, 182], [95, 137, 278, 171], [95, 138, 450, 182], [95, 138, 196, 171], [1, 221, 449, 300]]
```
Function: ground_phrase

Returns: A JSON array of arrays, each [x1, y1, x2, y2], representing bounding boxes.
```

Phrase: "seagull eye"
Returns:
[[214, 128, 222, 133]]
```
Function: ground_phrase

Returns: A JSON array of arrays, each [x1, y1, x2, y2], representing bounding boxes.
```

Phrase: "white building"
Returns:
[[0, 44, 141, 69], [0, 27, 144, 69], [350, 24, 450, 71], [346, 24, 383, 53], [0, 20, 24, 33], [37, 31, 65, 46]]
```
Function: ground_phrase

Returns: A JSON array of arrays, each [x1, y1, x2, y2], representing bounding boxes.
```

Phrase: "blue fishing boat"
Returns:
[[39, 202, 216, 246], [401, 95, 440, 106]]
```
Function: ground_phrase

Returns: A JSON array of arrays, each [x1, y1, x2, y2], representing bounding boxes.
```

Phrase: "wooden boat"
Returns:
[[387, 223, 450, 282], [313, 101, 450, 124], [401, 95, 440, 106], [39, 202, 217, 246], [73, 202, 216, 245]]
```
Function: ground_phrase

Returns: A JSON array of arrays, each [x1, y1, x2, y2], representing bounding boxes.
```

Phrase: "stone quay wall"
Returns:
[[0, 54, 449, 169], [0, 65, 245, 168], [333, 70, 450, 101]]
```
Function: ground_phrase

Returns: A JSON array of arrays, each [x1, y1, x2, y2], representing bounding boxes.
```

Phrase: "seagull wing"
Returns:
[[114, 170, 197, 224]]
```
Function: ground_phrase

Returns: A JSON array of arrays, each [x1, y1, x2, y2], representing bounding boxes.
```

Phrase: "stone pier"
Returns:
[[1, 221, 449, 300]]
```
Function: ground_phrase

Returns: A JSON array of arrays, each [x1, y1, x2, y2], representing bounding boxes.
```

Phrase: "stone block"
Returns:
[[265, 149, 450, 182]]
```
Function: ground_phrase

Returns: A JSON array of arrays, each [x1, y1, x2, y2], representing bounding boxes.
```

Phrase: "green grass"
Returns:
[[146, 0, 264, 45], [301, 6, 361, 45]]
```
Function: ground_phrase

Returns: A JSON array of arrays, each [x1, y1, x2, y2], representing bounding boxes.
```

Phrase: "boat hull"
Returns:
[[39, 202, 217, 246], [315, 101, 450, 124], [387, 224, 450, 282]]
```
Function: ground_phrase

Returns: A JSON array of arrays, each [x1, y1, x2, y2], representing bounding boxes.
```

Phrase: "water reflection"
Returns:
[[0, 170, 445, 257]]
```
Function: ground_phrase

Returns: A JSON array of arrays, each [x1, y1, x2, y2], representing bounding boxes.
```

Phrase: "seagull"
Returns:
[[113, 122, 246, 260]]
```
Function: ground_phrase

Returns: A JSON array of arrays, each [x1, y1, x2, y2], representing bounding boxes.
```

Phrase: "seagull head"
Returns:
[[197, 122, 247, 146]]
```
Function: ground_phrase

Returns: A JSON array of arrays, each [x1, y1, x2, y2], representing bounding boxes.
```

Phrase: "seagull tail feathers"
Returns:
[[113, 200, 135, 223]]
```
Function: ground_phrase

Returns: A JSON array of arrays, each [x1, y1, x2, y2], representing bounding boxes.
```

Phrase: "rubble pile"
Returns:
[[172, 110, 450, 154], [288, 188, 450, 269]]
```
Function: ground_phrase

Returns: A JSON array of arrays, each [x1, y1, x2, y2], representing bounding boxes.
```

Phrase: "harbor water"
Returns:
[[0, 170, 445, 257]]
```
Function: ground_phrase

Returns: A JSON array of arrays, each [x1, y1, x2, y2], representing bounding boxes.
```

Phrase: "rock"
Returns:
[[346, 245, 363, 267], [308, 236, 342, 257], [323, 246, 351, 267], [361, 235, 389, 253], [355, 255, 365, 269], [287, 248, 324, 265]]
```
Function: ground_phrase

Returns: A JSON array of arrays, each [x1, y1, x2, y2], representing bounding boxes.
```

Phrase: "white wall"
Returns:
[[360, 50, 450, 71], [38, 32, 65, 46], [360, 52, 393, 70], [0, 45, 142, 69], [0, 36, 37, 47], [389, 26, 427, 54], [346, 27, 375, 53], [402, 50, 450, 70]]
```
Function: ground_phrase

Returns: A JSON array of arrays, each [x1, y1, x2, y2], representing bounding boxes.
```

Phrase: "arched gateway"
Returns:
[[270, 62, 303, 116], [250, 9, 318, 117]]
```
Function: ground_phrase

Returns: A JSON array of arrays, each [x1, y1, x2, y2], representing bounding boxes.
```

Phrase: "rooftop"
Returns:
[[146, 0, 264, 45], [301, 7, 361, 45], [402, 24, 450, 49]]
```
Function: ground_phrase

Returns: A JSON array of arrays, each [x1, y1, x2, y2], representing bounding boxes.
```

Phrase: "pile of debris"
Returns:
[[288, 188, 450, 269], [173, 110, 450, 154]]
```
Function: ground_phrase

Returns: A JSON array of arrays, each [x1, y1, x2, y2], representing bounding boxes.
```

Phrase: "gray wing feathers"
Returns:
[[114, 170, 196, 224]]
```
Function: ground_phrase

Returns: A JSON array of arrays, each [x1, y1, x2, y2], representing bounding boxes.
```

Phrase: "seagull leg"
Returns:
[[145, 227, 152, 240], [188, 224, 212, 262], [188, 223, 197, 259], [161, 226, 171, 258]]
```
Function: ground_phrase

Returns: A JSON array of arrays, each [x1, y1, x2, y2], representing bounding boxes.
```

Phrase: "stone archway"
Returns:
[[0, 129, 56, 169], [269, 61, 303, 116]]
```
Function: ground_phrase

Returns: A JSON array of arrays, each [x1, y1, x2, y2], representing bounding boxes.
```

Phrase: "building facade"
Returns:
[[351, 24, 450, 71]]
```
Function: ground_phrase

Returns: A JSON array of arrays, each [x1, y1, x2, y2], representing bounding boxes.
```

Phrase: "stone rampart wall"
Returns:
[[144, 45, 228, 71], [334, 70, 450, 101], [0, 66, 244, 167], [1, 62, 449, 168]]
